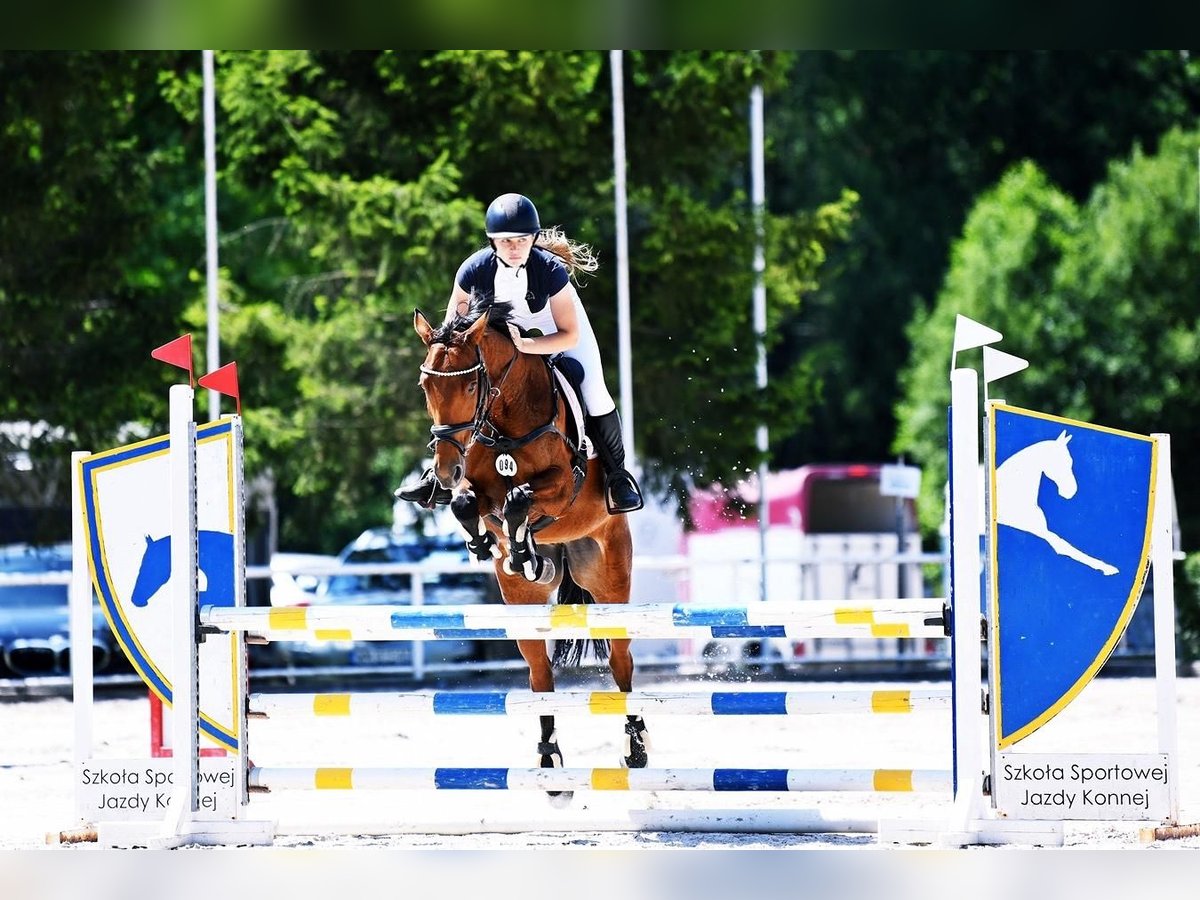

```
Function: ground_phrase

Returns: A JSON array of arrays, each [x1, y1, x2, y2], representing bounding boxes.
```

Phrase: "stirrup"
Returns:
[[604, 471, 644, 515]]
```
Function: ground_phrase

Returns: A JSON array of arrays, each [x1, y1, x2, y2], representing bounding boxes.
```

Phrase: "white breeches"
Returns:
[[561, 298, 616, 416]]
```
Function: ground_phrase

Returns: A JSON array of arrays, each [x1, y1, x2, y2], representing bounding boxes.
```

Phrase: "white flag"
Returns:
[[952, 314, 1004, 354], [983, 346, 1029, 385]]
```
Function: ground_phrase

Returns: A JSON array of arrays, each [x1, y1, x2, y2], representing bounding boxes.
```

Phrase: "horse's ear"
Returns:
[[414, 309, 434, 346], [463, 310, 491, 347], [1059, 430, 1072, 444]]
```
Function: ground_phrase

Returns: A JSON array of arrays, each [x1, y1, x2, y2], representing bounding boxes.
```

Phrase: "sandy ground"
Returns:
[[2, 670, 1198, 854]]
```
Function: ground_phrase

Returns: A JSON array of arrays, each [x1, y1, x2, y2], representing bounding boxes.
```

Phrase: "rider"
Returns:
[[396, 192, 644, 515]]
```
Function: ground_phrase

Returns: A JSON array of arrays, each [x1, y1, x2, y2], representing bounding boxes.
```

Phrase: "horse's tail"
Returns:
[[551, 552, 609, 668]]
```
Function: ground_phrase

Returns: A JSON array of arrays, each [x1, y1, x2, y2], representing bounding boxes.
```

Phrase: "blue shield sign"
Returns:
[[989, 405, 1155, 748]]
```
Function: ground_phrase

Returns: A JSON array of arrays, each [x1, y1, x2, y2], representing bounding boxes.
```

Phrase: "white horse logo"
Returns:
[[996, 430, 1118, 576]]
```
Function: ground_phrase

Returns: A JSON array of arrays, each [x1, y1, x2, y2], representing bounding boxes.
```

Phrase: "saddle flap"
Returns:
[[548, 357, 594, 459]]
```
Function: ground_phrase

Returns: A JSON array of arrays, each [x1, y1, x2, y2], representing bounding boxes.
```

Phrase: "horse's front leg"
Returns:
[[499, 484, 556, 584], [449, 489, 499, 561]]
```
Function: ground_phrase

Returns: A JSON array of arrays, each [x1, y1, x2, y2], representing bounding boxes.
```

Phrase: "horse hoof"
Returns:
[[547, 790, 574, 809], [502, 557, 517, 576], [530, 555, 556, 585], [623, 720, 650, 768]]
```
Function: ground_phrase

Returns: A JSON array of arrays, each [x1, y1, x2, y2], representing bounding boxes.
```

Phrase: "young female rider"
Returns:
[[397, 192, 644, 514]]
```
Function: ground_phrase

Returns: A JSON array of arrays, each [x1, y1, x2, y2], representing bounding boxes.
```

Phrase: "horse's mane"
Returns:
[[430, 291, 513, 345]]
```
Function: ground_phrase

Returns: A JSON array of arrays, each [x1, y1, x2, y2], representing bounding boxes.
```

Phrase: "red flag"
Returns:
[[150, 334, 194, 386], [198, 361, 241, 416]]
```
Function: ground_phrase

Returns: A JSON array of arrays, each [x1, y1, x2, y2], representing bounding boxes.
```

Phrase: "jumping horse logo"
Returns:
[[130, 530, 237, 608], [990, 405, 1155, 748], [995, 430, 1118, 576]]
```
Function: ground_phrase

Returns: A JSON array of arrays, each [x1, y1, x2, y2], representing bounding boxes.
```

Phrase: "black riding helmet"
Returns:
[[485, 193, 541, 238]]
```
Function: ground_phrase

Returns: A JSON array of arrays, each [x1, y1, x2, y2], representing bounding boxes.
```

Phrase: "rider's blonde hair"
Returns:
[[536, 227, 599, 281]]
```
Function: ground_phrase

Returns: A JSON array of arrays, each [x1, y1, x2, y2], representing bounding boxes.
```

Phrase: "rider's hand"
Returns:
[[508, 324, 527, 349]]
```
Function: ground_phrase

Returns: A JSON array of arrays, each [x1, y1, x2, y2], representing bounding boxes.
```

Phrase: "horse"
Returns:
[[995, 429, 1118, 576], [413, 294, 648, 803]]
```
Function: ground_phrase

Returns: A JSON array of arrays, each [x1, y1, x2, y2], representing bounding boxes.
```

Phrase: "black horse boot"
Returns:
[[393, 468, 452, 509], [585, 410, 644, 514]]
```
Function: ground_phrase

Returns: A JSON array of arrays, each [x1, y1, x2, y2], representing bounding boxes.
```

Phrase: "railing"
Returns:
[[0, 546, 1165, 691]]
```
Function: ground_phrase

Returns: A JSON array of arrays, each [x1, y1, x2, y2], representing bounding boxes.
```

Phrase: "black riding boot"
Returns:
[[394, 468, 452, 509], [586, 410, 644, 514]]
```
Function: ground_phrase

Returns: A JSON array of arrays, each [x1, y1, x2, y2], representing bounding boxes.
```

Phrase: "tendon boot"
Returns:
[[585, 410, 644, 514], [393, 468, 452, 509]]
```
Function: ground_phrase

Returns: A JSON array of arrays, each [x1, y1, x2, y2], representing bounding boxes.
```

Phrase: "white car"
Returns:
[[268, 552, 338, 607]]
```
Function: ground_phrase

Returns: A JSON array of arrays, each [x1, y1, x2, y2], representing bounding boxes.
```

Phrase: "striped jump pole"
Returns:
[[202, 598, 948, 642], [248, 687, 952, 719], [250, 766, 953, 794]]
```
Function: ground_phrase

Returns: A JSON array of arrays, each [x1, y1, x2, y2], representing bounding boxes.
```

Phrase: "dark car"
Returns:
[[270, 527, 516, 670], [0, 542, 130, 679]]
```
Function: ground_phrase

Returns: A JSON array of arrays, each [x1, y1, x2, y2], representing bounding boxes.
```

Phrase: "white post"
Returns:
[[203, 50, 221, 422], [948, 369, 984, 813], [412, 574, 426, 682], [750, 84, 768, 604], [69, 450, 93, 823], [1151, 433, 1180, 823], [610, 50, 634, 461], [165, 384, 199, 836], [231, 417, 251, 808]]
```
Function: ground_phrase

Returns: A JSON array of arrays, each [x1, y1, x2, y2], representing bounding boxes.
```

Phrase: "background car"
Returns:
[[269, 527, 516, 671], [0, 542, 131, 679], [267, 551, 339, 607]]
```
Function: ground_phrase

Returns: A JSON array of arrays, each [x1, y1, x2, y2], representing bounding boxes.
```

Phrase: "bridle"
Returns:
[[419, 353, 486, 455], [418, 335, 567, 460]]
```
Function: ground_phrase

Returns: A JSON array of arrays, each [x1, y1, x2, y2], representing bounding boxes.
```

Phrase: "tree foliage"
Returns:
[[7, 51, 1200, 562], [897, 130, 1200, 549], [2, 50, 853, 551], [770, 51, 1200, 469]]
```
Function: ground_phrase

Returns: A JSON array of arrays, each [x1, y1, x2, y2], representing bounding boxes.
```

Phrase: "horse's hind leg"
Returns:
[[566, 530, 649, 770], [515, 637, 572, 807], [609, 637, 649, 768]]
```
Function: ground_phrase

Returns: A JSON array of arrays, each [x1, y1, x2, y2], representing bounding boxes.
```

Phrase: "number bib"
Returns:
[[495, 453, 518, 477]]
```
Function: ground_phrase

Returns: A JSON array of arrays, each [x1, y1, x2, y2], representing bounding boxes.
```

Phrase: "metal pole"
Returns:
[[167, 384, 199, 833], [750, 85, 768, 603], [69, 450, 93, 822], [203, 50, 220, 422], [610, 50, 635, 461]]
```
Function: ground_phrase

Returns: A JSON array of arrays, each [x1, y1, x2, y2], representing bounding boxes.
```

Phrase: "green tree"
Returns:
[[155, 50, 853, 548], [10, 51, 1196, 555], [0, 51, 197, 538], [897, 129, 1200, 551], [894, 161, 1081, 536], [771, 51, 1200, 471]]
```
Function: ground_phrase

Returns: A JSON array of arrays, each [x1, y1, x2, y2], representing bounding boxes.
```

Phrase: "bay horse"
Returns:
[[413, 294, 649, 801]]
